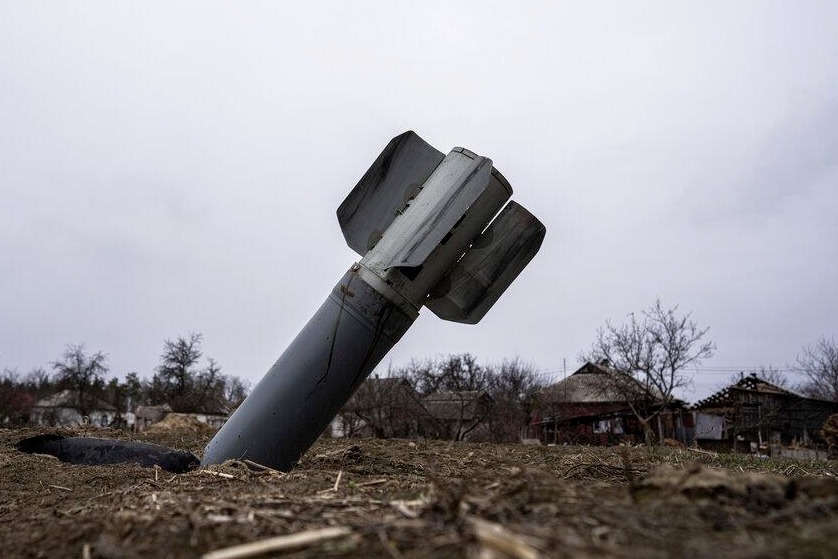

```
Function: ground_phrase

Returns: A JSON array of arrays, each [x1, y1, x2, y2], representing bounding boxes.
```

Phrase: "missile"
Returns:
[[201, 131, 545, 471]]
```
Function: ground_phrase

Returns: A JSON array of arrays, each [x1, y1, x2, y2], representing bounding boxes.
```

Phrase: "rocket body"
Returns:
[[201, 269, 415, 470], [202, 132, 545, 470]]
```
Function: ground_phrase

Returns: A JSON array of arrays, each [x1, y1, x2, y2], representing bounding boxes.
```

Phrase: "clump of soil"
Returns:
[[1, 427, 837, 559]]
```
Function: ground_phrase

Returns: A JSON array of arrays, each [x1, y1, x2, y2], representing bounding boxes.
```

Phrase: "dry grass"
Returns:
[[2, 428, 838, 558]]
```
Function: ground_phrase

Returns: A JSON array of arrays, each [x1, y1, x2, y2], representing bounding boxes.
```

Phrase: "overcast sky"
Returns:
[[2, 2, 836, 402]]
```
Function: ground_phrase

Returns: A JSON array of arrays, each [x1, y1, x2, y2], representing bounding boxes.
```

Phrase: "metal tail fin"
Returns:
[[426, 201, 545, 324], [337, 131, 444, 256]]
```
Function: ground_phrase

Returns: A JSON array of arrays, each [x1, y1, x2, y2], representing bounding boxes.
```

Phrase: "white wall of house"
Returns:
[[194, 413, 227, 429], [30, 406, 117, 427]]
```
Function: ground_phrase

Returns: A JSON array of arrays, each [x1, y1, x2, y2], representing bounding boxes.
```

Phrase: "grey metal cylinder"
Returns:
[[201, 267, 416, 471]]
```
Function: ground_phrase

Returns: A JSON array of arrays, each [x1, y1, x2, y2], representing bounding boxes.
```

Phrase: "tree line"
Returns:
[[0, 333, 249, 426], [2, 300, 836, 443], [338, 353, 545, 443], [340, 300, 838, 445]]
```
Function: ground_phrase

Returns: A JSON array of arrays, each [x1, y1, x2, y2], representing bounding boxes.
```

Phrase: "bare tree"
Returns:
[[410, 353, 489, 395], [342, 368, 425, 438], [223, 375, 249, 409], [338, 355, 548, 442], [798, 337, 838, 402], [23, 367, 54, 400], [151, 333, 220, 412], [194, 357, 226, 412], [751, 365, 790, 389], [485, 357, 545, 442], [582, 299, 715, 445], [151, 333, 203, 409], [52, 344, 109, 418], [408, 354, 492, 440], [149, 333, 246, 413]]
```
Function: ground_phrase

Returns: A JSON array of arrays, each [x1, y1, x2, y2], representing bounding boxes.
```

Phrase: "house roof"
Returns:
[[422, 390, 491, 421], [344, 377, 428, 416], [541, 362, 658, 404], [348, 377, 414, 401], [692, 374, 813, 410], [359, 377, 415, 394], [33, 389, 117, 412]]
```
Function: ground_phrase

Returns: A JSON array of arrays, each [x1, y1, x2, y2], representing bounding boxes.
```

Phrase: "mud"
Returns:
[[1, 427, 837, 558]]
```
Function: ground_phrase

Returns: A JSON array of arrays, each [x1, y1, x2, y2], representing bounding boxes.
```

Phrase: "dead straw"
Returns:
[[355, 479, 388, 488], [201, 526, 353, 559], [200, 470, 235, 480], [243, 459, 286, 476], [469, 517, 541, 559]]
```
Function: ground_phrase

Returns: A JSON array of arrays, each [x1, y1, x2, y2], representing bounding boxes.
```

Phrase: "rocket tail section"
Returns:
[[425, 201, 546, 324]]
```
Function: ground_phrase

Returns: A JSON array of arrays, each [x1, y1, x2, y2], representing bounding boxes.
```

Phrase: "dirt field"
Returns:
[[2, 426, 837, 559]]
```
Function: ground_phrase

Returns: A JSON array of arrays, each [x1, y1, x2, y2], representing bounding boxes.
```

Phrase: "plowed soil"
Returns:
[[2, 427, 837, 559]]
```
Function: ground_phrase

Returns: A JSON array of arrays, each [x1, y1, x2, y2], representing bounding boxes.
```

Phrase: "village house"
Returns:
[[692, 374, 838, 450], [332, 378, 494, 441], [30, 389, 118, 427], [333, 377, 427, 438], [533, 361, 689, 445]]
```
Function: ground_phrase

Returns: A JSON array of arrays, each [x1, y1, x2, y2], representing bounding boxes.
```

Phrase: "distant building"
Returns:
[[333, 380, 493, 441], [334, 377, 427, 438], [692, 374, 838, 449], [534, 361, 688, 444], [30, 390, 118, 427]]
